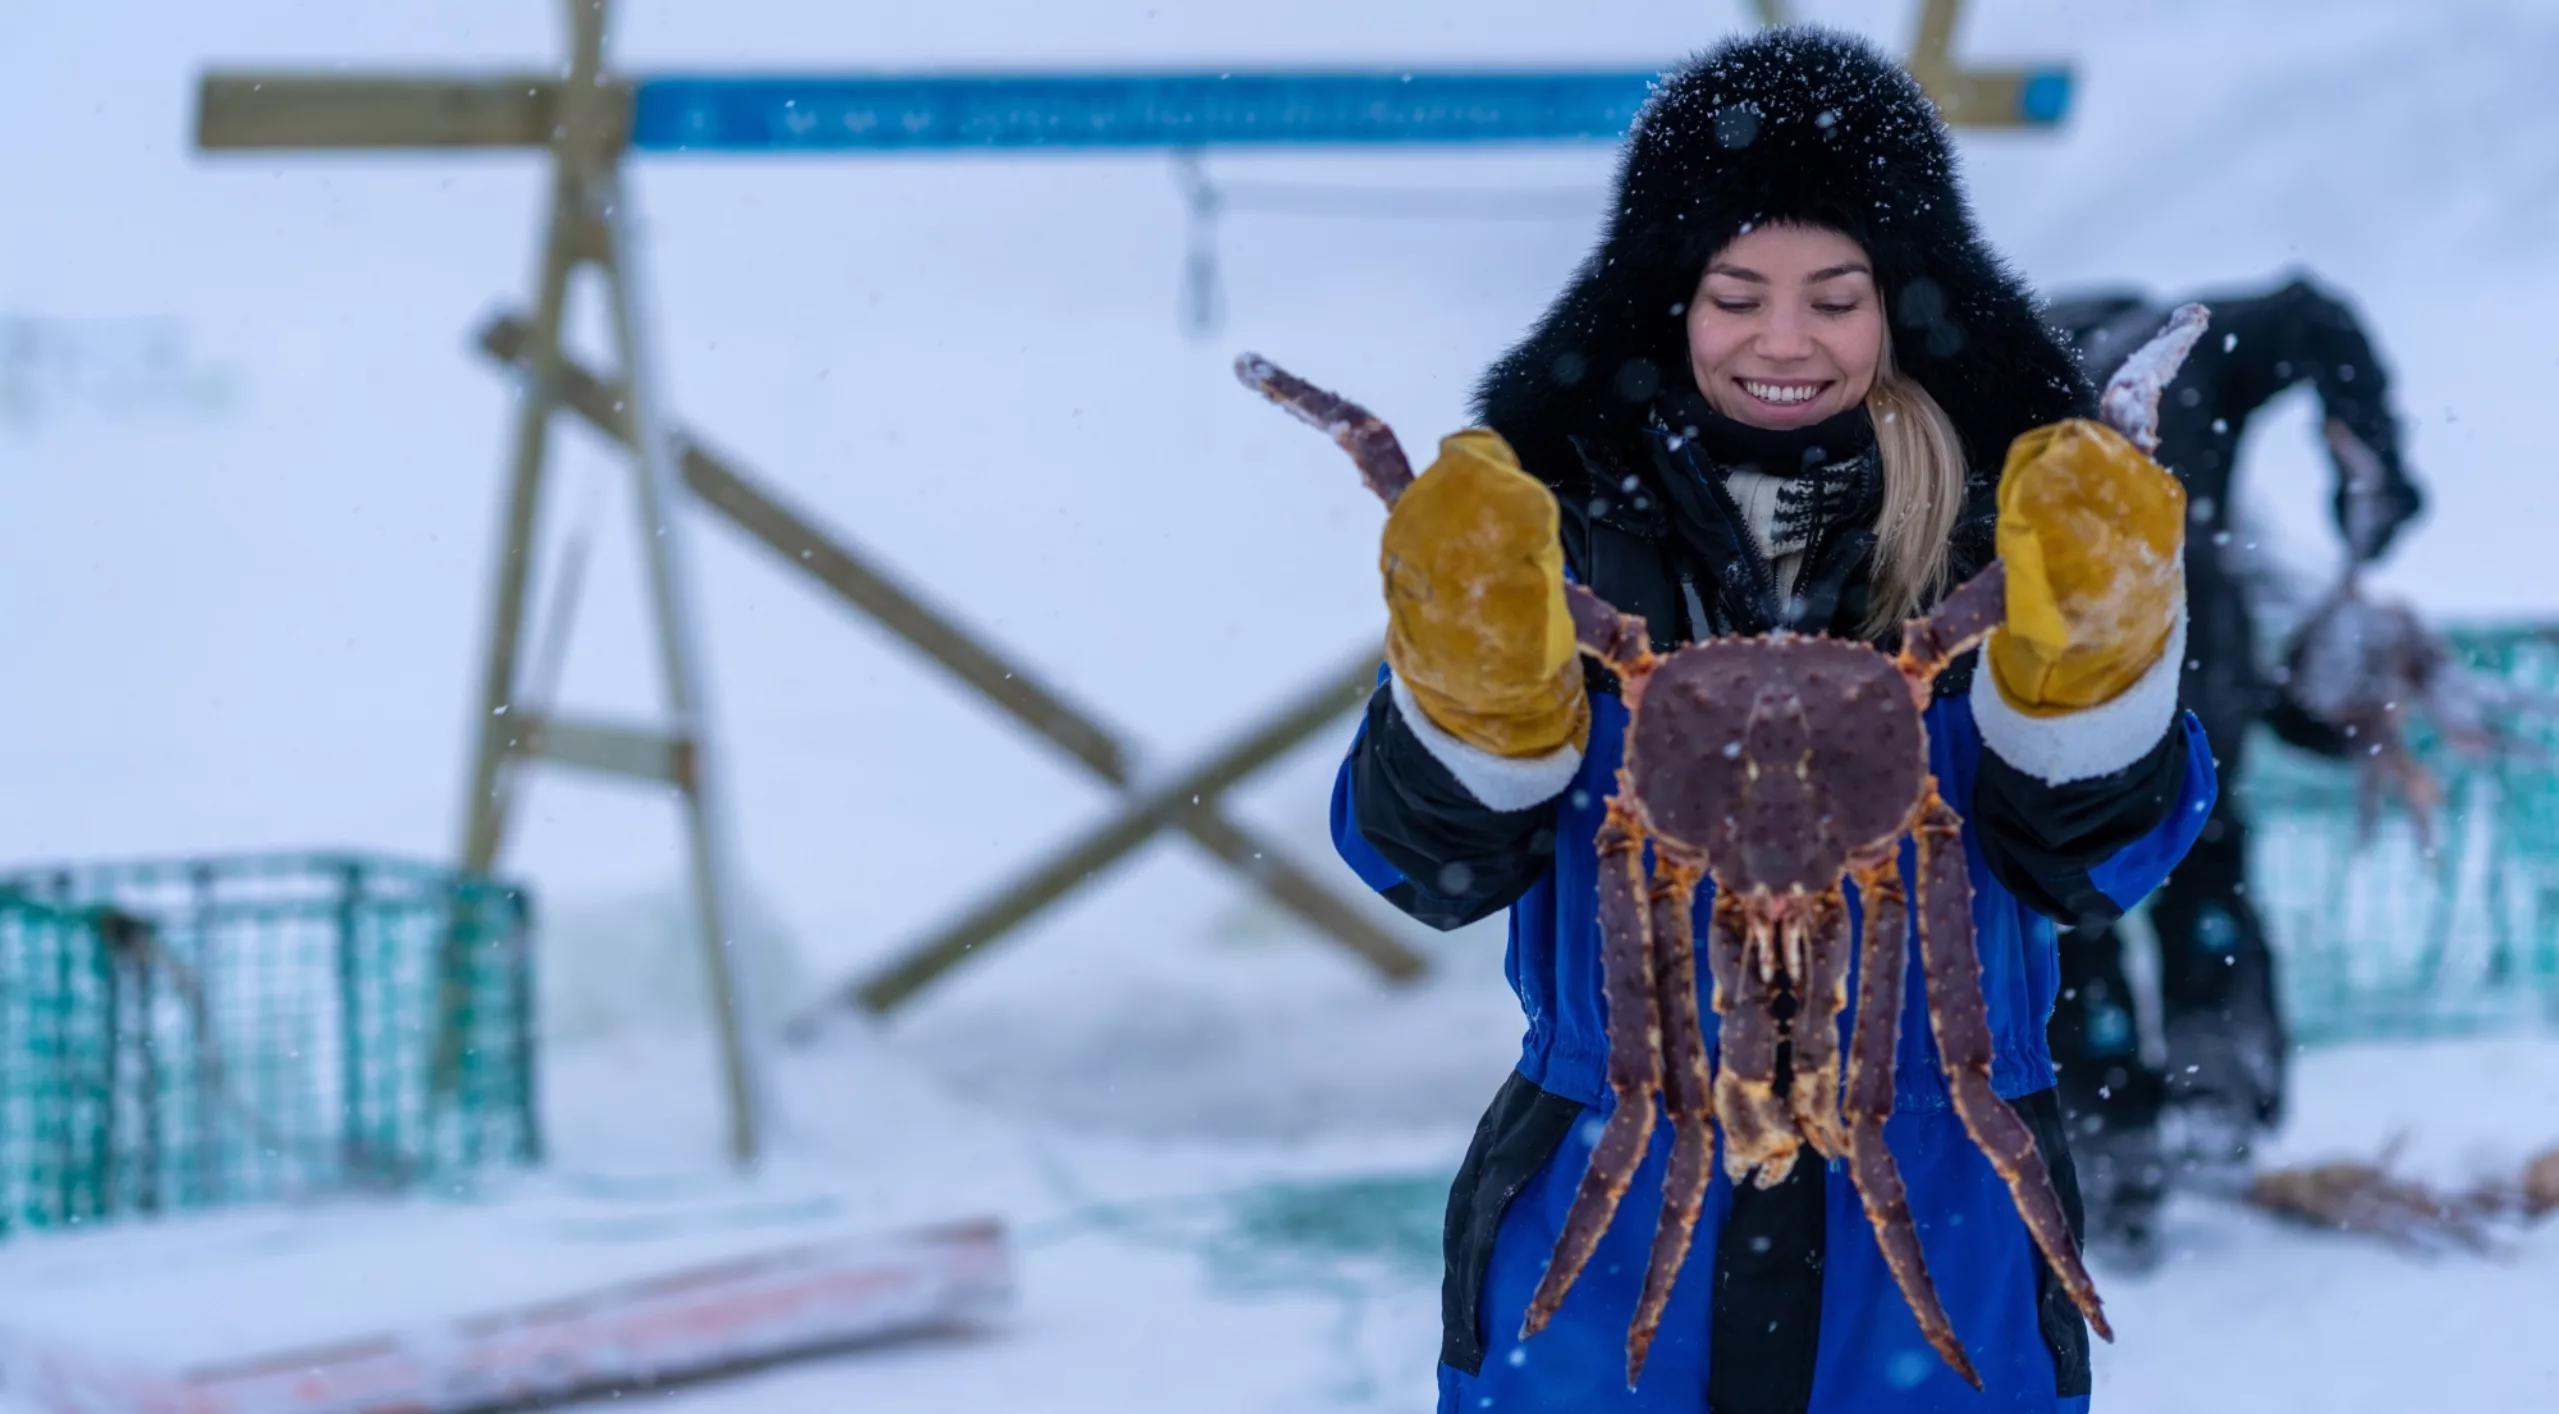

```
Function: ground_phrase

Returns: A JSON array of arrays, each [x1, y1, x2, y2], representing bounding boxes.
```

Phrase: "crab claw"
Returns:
[[2097, 302, 2210, 454]]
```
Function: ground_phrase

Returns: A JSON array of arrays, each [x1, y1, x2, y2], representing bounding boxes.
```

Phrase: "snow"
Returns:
[[4, 1026, 2556, 1411], [4, 0, 2559, 1410], [2093, 1036, 2559, 1413]]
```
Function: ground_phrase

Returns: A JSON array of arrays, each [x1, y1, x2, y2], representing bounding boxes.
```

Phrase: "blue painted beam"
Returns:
[[633, 68, 2074, 154], [632, 71, 1670, 153]]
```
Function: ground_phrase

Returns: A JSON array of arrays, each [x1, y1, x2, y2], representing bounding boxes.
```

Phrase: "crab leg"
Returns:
[[2096, 302, 2211, 455], [1565, 582, 1659, 691], [1711, 893, 1798, 1187], [2245, 1159, 2498, 1255], [1913, 789, 2113, 1342], [1627, 850, 1715, 1387], [1233, 353, 1417, 506], [1523, 794, 1663, 1339], [1843, 859, 1977, 1387], [1894, 562, 2009, 689], [1785, 889, 1853, 1161]]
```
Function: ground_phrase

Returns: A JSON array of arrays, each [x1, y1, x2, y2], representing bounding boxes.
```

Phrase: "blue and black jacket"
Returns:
[[1324, 31, 2222, 1410], [1329, 407, 2216, 1413]]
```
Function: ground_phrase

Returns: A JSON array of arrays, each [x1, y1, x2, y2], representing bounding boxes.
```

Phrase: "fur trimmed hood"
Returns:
[[1474, 26, 2092, 494]]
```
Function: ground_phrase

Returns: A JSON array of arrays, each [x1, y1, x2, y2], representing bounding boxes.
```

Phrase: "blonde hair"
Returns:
[[1859, 324, 1970, 639]]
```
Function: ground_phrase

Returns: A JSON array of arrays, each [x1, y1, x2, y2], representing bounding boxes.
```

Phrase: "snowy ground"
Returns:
[[5, 0, 2559, 1410], [4, 1027, 2556, 1412]]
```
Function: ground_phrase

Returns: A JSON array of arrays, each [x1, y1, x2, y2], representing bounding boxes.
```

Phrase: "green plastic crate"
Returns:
[[0, 853, 537, 1237]]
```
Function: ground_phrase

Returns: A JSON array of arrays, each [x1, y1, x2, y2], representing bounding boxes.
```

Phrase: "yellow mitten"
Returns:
[[1382, 429, 1589, 758], [1987, 419, 2187, 716]]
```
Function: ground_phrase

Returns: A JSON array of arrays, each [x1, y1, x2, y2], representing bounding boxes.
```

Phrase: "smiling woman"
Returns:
[[1686, 222, 1970, 637]]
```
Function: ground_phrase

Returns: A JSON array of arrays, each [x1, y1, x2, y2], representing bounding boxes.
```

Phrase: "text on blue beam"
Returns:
[[632, 72, 1674, 152], [632, 72, 2074, 155]]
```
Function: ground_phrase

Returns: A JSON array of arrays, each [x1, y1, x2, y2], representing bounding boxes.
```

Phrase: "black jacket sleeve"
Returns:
[[2214, 278, 2425, 562], [1348, 684, 1562, 931], [1971, 723, 2192, 929]]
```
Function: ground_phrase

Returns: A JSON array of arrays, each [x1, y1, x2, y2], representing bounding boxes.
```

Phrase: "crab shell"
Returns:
[[1626, 636, 1926, 890]]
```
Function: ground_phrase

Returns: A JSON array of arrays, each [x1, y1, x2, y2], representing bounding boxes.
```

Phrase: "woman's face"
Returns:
[[1684, 223, 1884, 430]]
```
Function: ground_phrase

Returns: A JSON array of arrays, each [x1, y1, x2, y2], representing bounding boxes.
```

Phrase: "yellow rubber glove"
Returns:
[[1382, 429, 1590, 758], [1987, 419, 2187, 716]]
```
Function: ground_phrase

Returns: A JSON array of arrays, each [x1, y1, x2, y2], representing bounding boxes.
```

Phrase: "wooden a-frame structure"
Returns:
[[192, 0, 2069, 1166]]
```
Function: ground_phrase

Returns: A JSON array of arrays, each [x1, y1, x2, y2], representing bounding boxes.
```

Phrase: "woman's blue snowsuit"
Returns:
[[1332, 683, 2216, 1412], [1322, 23, 2223, 1412]]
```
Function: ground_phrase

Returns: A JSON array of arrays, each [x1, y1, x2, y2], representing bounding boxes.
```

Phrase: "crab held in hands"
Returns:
[[1236, 306, 2205, 1390]]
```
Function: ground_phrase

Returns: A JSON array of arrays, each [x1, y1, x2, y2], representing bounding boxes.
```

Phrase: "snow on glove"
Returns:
[[1972, 418, 2189, 783], [1382, 429, 1591, 777]]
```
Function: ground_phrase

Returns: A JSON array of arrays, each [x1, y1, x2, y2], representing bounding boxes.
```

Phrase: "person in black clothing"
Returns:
[[2041, 275, 2427, 1252]]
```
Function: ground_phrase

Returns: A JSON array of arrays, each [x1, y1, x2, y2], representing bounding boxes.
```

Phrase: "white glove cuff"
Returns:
[[1388, 673, 1584, 812], [1971, 603, 2188, 785]]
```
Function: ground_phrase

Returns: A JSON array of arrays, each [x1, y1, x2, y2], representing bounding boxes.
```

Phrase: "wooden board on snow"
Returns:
[[3, 1218, 1008, 1414]]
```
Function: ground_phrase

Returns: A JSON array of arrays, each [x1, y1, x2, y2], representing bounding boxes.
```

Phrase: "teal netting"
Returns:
[[0, 853, 537, 1238]]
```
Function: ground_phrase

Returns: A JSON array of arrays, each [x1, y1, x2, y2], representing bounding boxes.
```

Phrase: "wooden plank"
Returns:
[[3, 1220, 1009, 1414], [515, 712, 694, 788], [460, 171, 587, 875], [685, 458, 1141, 784], [1907, 0, 2074, 128], [1173, 806, 1429, 983], [1925, 67, 2074, 128], [850, 647, 1399, 1015], [1911, 0, 1968, 73], [193, 74, 617, 151], [588, 153, 766, 1171], [445, 157, 594, 1114]]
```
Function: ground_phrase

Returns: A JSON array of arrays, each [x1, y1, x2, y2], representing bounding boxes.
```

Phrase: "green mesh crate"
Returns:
[[2239, 623, 2559, 1044], [0, 853, 537, 1238]]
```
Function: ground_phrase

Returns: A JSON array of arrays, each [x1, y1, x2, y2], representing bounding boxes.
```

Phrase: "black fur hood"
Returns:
[[1474, 26, 2093, 495]]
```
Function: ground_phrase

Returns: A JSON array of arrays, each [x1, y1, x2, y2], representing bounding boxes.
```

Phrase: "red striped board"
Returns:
[[3, 1218, 1008, 1414]]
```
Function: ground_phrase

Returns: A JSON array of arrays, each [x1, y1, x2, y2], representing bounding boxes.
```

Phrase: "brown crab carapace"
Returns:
[[1237, 311, 2205, 1389]]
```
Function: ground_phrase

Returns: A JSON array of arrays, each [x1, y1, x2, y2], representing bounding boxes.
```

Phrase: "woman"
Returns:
[[1327, 28, 2216, 1413]]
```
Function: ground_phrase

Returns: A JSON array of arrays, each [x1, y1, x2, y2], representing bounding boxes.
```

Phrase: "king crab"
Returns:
[[2277, 420, 2559, 850], [1238, 302, 2208, 1388]]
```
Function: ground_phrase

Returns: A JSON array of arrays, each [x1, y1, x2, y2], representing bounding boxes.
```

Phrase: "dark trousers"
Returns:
[[2047, 794, 2289, 1138]]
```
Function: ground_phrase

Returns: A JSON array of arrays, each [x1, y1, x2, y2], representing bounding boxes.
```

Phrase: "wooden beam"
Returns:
[[514, 712, 694, 788], [1905, 0, 2074, 129], [848, 646, 1400, 1016], [193, 74, 621, 151], [1924, 68, 2072, 128], [1911, 0, 1967, 74], [1171, 806, 1431, 982]]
